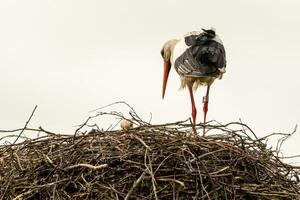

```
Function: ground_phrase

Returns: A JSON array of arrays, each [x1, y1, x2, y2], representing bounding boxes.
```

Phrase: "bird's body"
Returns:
[[167, 30, 226, 90], [161, 28, 226, 135]]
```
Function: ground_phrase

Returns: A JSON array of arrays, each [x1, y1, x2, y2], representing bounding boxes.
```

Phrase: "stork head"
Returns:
[[160, 39, 178, 99]]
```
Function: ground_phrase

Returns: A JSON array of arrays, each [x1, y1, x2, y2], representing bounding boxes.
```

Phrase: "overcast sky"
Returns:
[[0, 0, 299, 162]]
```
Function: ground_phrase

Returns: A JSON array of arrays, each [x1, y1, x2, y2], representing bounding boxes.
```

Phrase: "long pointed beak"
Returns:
[[162, 60, 171, 99]]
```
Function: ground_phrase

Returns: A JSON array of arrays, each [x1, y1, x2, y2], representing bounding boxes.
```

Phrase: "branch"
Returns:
[[13, 105, 38, 144]]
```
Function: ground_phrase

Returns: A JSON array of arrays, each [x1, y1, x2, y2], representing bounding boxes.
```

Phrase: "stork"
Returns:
[[161, 28, 226, 136]]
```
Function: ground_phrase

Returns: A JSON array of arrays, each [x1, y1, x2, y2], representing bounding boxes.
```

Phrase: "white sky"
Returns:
[[0, 0, 299, 163]]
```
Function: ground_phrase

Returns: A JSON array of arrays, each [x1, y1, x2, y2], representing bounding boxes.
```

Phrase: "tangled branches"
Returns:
[[0, 102, 299, 199]]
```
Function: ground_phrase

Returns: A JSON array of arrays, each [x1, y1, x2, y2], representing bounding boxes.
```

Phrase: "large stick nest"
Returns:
[[0, 103, 299, 199]]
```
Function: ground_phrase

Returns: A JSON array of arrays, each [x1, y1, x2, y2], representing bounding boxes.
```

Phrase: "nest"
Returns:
[[0, 104, 300, 199]]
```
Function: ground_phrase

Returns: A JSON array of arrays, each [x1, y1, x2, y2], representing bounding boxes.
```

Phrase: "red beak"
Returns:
[[162, 60, 171, 99]]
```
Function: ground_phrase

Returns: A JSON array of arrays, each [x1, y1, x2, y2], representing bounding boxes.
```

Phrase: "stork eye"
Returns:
[[160, 49, 165, 58]]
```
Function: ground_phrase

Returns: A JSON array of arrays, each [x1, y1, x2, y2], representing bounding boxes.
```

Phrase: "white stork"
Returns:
[[161, 28, 226, 135]]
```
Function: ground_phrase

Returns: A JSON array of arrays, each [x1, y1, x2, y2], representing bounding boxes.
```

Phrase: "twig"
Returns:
[[75, 116, 92, 135], [146, 151, 158, 200], [65, 163, 108, 170], [124, 171, 146, 200], [12, 189, 35, 200], [13, 105, 37, 144], [132, 134, 151, 151], [157, 178, 185, 187]]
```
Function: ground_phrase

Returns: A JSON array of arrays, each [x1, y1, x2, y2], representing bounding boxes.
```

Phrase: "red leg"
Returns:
[[202, 85, 210, 136], [188, 85, 197, 134]]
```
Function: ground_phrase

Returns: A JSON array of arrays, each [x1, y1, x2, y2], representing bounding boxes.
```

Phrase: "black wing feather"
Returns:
[[175, 32, 226, 77]]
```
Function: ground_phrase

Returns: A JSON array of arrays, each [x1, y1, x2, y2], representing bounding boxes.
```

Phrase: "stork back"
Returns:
[[174, 31, 226, 78]]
